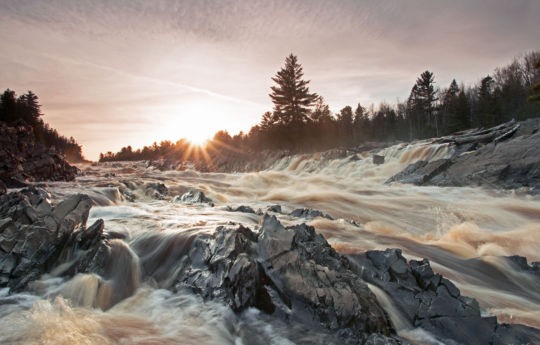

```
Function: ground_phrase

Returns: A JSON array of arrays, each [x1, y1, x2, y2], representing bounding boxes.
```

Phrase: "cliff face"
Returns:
[[0, 122, 78, 188]]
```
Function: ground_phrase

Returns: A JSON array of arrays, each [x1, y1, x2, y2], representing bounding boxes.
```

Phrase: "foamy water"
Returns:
[[2, 140, 539, 344]]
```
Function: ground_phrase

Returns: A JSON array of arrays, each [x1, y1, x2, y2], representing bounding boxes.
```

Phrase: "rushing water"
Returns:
[[1, 140, 539, 344]]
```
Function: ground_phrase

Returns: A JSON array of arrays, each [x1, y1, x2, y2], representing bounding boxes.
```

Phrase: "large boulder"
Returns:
[[289, 207, 334, 220], [141, 214, 396, 343], [0, 188, 108, 292], [348, 249, 540, 345], [175, 190, 214, 206]]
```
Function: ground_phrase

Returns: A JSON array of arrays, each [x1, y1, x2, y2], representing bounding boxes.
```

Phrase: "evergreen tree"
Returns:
[[0, 89, 18, 123], [441, 80, 465, 133], [477, 75, 498, 126], [353, 103, 368, 142], [269, 54, 319, 125], [18, 90, 41, 126], [529, 59, 540, 105], [406, 85, 421, 140], [337, 106, 354, 146], [414, 71, 439, 137]]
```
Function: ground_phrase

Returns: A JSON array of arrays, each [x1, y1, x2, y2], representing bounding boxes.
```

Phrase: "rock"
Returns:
[[176, 190, 214, 206], [0, 188, 108, 292], [144, 182, 168, 200], [492, 323, 540, 345], [347, 249, 540, 345], [387, 119, 540, 193], [386, 159, 451, 185], [289, 207, 334, 220], [0, 122, 78, 186], [373, 155, 385, 165], [162, 214, 394, 343], [0, 180, 6, 195], [226, 205, 256, 214], [267, 204, 282, 213]]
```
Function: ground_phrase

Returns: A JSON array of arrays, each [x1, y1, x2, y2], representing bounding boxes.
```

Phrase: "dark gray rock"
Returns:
[[226, 205, 257, 214], [387, 119, 540, 193], [159, 214, 394, 343], [0, 122, 78, 186], [0, 180, 6, 195], [386, 159, 451, 185], [175, 190, 214, 206], [492, 323, 540, 345], [347, 249, 540, 345], [144, 182, 168, 200], [0, 188, 109, 292], [373, 155, 385, 165], [267, 204, 282, 213], [289, 207, 334, 220]]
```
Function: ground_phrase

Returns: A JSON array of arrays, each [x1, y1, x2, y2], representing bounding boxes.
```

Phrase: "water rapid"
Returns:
[[1, 139, 539, 344]]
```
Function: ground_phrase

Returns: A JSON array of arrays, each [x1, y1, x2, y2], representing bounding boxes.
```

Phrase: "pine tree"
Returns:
[[529, 59, 540, 105], [269, 54, 319, 125], [337, 106, 354, 146], [477, 75, 498, 126], [414, 71, 439, 137], [18, 90, 42, 126]]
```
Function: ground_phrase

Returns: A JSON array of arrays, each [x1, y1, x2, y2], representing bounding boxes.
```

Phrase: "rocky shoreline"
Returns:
[[0, 122, 78, 188], [387, 118, 540, 194], [1, 187, 539, 344]]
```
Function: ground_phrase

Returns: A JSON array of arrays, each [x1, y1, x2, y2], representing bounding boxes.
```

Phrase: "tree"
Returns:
[[353, 103, 368, 142], [269, 54, 319, 125], [529, 59, 540, 105], [414, 71, 439, 137], [0, 89, 18, 123], [18, 90, 41, 126], [441, 79, 471, 133], [477, 75, 498, 126]]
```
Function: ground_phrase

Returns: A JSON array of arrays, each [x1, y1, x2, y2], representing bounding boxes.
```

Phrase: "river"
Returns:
[[1, 140, 539, 344]]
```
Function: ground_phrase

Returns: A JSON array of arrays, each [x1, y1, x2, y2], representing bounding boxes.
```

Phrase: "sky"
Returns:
[[1, 0, 539, 160]]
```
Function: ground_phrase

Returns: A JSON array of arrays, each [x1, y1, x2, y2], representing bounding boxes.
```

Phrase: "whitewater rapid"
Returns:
[[1, 140, 539, 344]]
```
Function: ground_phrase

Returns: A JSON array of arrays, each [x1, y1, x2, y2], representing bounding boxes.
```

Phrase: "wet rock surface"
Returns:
[[348, 249, 540, 345], [289, 207, 334, 220], [0, 122, 78, 187], [168, 214, 395, 344], [175, 190, 214, 206], [0, 188, 108, 292], [1, 190, 539, 344], [387, 119, 540, 193]]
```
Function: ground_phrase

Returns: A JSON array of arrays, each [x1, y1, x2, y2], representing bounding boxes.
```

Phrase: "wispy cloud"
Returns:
[[0, 0, 538, 159]]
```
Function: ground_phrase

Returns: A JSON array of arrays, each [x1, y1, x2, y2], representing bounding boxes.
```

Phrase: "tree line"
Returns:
[[101, 50, 540, 163], [0, 89, 86, 162]]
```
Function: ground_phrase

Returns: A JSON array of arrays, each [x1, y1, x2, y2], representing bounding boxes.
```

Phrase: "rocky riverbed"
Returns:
[[1, 119, 540, 344], [1, 184, 539, 344], [387, 118, 540, 194]]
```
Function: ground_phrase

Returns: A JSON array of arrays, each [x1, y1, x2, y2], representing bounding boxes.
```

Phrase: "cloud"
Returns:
[[0, 0, 539, 159]]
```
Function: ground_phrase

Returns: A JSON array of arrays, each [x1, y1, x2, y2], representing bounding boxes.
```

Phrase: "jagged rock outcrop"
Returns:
[[143, 182, 168, 200], [2, 189, 539, 344], [226, 205, 258, 214], [0, 122, 78, 187], [267, 204, 282, 213], [0, 187, 108, 291], [162, 215, 395, 343], [289, 207, 334, 220], [348, 249, 540, 345], [173, 190, 214, 206], [387, 119, 540, 193]]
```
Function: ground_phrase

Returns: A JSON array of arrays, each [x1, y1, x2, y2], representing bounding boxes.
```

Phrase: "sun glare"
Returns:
[[186, 131, 210, 146]]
